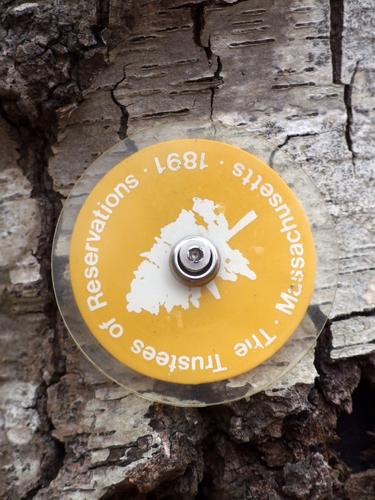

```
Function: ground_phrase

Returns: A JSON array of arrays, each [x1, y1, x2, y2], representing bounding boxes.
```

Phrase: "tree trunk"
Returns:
[[1, 1, 374, 498]]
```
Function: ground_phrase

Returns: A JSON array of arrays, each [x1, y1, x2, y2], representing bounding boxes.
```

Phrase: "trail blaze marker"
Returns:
[[53, 127, 337, 406], [69, 139, 316, 384]]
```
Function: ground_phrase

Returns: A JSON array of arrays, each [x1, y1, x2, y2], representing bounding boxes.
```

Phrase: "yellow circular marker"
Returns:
[[69, 139, 316, 385]]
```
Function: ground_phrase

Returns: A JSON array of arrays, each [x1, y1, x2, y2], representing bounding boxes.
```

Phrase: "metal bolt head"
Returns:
[[179, 241, 211, 274], [187, 246, 204, 263], [170, 236, 220, 286]]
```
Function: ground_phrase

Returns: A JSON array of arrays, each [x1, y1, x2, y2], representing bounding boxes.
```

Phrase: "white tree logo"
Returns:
[[126, 197, 257, 315]]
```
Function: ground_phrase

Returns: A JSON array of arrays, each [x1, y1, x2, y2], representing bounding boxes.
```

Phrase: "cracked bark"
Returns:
[[1, 1, 374, 499], [110, 66, 130, 139], [329, 0, 344, 84], [191, 4, 223, 122], [343, 60, 360, 166]]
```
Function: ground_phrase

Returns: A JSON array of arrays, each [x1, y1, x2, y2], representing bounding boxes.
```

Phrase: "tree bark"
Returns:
[[0, 1, 374, 498]]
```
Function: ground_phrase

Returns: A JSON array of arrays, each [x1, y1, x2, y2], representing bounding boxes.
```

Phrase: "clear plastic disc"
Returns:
[[52, 121, 337, 406]]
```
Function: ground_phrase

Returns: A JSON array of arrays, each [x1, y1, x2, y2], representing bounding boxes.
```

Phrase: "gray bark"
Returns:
[[0, 0, 374, 498]]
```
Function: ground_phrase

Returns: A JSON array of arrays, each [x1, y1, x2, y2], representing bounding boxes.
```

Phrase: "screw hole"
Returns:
[[187, 246, 204, 263]]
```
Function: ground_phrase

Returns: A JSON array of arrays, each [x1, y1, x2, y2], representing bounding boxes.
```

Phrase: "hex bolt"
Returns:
[[170, 236, 220, 286]]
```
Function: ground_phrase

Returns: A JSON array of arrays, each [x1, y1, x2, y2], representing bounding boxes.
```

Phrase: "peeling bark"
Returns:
[[0, 1, 374, 499]]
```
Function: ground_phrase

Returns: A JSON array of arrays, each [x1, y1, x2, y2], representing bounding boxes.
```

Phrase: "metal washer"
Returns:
[[170, 236, 221, 286]]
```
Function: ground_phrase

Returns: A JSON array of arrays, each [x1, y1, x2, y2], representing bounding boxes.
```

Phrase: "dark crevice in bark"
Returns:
[[269, 132, 319, 166], [343, 62, 360, 163], [94, 0, 110, 42], [101, 487, 148, 500], [343, 81, 353, 153], [329, 0, 359, 165], [110, 66, 130, 139], [0, 5, 114, 497], [335, 377, 375, 472], [331, 307, 375, 322], [141, 108, 190, 119], [314, 324, 375, 479], [191, 4, 223, 124], [210, 55, 223, 122], [314, 324, 334, 375], [0, 96, 67, 498], [213, 0, 254, 7], [0, 107, 67, 498], [22, 382, 66, 500], [329, 0, 344, 84], [0, 100, 21, 131], [272, 81, 315, 90], [191, 4, 212, 63]]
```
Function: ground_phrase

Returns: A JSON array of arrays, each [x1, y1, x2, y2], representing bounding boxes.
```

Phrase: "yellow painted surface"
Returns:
[[70, 139, 316, 384]]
